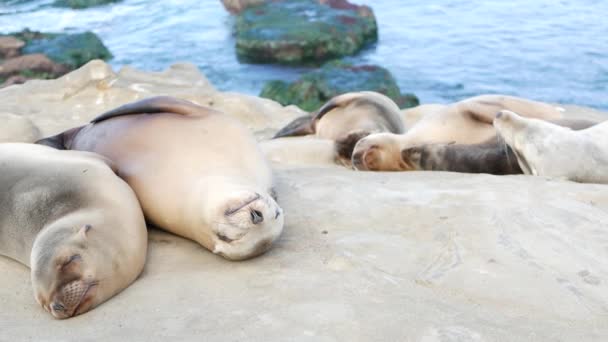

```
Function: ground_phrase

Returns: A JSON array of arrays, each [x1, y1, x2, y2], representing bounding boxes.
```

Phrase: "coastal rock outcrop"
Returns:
[[0, 62, 607, 341], [53, 0, 121, 9], [233, 0, 377, 65], [261, 61, 419, 111]]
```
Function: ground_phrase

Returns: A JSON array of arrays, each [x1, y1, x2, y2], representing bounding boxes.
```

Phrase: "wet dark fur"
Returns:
[[91, 96, 204, 123], [334, 130, 372, 161], [401, 118, 598, 175], [402, 136, 522, 175]]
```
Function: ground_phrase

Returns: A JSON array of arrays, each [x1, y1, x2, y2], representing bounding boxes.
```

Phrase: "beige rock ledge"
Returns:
[[1, 61, 608, 341]]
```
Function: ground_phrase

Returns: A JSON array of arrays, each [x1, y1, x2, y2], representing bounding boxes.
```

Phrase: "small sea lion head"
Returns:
[[211, 190, 284, 261], [351, 133, 413, 171], [30, 224, 116, 319]]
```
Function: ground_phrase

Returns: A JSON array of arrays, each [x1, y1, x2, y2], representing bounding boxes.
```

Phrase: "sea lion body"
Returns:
[[402, 118, 598, 175], [401, 137, 522, 175], [351, 95, 565, 171], [38, 97, 283, 260], [272, 92, 405, 165], [0, 143, 147, 319], [494, 110, 608, 183]]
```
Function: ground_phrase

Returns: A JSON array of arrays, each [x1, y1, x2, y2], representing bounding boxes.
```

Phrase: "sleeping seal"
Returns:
[[0, 143, 147, 319], [273, 91, 405, 165], [350, 95, 565, 171], [37, 96, 284, 260], [494, 110, 608, 184], [401, 118, 598, 175]]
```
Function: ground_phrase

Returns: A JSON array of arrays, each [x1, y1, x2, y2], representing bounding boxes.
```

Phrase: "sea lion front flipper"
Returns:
[[272, 114, 315, 139], [91, 96, 206, 124]]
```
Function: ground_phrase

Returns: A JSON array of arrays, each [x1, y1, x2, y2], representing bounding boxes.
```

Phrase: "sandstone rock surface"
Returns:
[[0, 62, 607, 341]]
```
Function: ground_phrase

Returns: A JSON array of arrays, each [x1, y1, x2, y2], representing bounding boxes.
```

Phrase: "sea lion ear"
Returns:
[[77, 225, 93, 239]]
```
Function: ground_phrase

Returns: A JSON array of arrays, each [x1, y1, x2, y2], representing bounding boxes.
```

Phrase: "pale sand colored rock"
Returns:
[[1, 170, 607, 340], [0, 112, 41, 142], [0, 60, 303, 139], [1, 62, 608, 340]]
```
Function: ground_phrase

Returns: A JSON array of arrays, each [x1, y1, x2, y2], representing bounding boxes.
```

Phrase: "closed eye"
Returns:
[[61, 254, 81, 269]]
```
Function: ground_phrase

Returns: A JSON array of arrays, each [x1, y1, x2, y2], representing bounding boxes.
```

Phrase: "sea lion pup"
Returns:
[[494, 110, 608, 184], [0, 143, 147, 319], [272, 91, 405, 164], [350, 94, 565, 171], [401, 118, 598, 175], [37, 96, 284, 260]]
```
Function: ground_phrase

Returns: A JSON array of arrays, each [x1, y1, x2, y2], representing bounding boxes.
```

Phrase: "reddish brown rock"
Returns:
[[220, 0, 265, 14], [0, 54, 69, 79], [0, 36, 25, 59]]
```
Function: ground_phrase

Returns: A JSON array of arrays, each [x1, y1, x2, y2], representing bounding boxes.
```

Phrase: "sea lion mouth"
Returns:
[[51, 281, 98, 319], [70, 281, 98, 317]]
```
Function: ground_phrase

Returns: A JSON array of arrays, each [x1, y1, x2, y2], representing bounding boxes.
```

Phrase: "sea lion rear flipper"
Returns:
[[36, 132, 66, 150], [91, 96, 204, 124], [272, 115, 315, 139], [35, 126, 84, 150]]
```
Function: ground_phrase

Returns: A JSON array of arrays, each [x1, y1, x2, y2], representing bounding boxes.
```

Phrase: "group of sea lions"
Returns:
[[1, 92, 607, 319], [1, 97, 283, 319], [273, 92, 608, 183]]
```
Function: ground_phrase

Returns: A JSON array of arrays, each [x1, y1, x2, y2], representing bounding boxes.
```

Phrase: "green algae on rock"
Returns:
[[260, 61, 419, 112], [235, 0, 378, 65], [53, 0, 121, 9], [22, 31, 112, 68]]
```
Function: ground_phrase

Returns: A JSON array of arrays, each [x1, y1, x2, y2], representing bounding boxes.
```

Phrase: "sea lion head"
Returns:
[[210, 190, 284, 261], [351, 133, 412, 171], [493, 110, 536, 174], [30, 223, 124, 319]]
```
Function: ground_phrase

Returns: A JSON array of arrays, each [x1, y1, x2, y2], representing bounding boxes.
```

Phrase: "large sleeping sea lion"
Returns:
[[494, 110, 608, 184], [400, 118, 598, 175], [37, 96, 284, 260], [0, 143, 147, 319], [350, 95, 565, 171]]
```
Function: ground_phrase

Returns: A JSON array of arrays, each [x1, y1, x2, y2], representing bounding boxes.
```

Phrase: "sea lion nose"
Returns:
[[51, 302, 65, 312], [251, 209, 264, 224], [496, 111, 504, 119]]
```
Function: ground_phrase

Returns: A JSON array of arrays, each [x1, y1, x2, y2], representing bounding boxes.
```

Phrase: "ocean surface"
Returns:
[[1, 0, 607, 109]]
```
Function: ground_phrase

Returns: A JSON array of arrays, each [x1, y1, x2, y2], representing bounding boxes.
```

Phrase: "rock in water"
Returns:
[[52, 0, 121, 9], [0, 36, 25, 59], [260, 61, 419, 111], [22, 31, 112, 68], [235, 0, 377, 65], [0, 54, 69, 83], [220, 0, 265, 14]]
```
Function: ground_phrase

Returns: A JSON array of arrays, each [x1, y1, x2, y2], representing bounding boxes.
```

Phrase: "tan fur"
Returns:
[[47, 97, 284, 261], [312, 91, 405, 140], [352, 95, 564, 171], [0, 143, 147, 319], [494, 110, 608, 183]]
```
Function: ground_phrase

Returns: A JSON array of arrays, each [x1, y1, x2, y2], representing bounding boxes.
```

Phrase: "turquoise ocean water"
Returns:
[[1, 0, 607, 109]]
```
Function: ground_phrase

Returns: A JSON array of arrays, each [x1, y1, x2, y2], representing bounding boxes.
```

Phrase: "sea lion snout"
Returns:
[[250, 209, 264, 224], [49, 280, 97, 319], [213, 191, 284, 260]]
